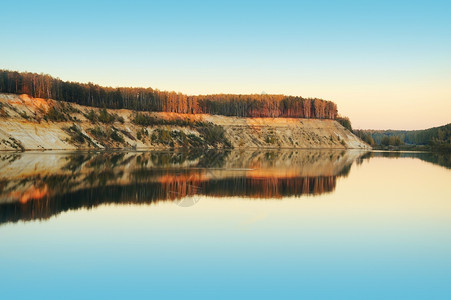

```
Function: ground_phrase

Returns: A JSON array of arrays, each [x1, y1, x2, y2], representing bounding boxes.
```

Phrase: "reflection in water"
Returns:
[[357, 151, 451, 169], [1, 149, 447, 225], [1, 151, 450, 300], [0, 150, 362, 224]]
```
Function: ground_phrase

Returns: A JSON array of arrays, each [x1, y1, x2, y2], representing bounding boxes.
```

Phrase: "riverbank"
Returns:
[[0, 93, 370, 151]]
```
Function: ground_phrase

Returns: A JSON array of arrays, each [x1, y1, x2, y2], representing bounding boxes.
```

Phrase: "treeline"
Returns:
[[355, 123, 451, 150], [0, 70, 337, 119]]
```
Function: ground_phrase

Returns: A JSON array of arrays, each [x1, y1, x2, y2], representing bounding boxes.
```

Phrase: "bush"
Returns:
[[45, 107, 68, 122], [132, 112, 206, 127], [89, 126, 107, 139], [336, 116, 353, 132], [110, 130, 124, 143], [18, 111, 30, 120], [265, 134, 277, 144], [98, 108, 115, 123], [159, 129, 171, 145], [63, 124, 91, 145], [85, 110, 98, 122], [85, 108, 123, 124], [197, 123, 232, 147], [132, 113, 156, 126], [88, 126, 125, 145], [187, 134, 203, 147]]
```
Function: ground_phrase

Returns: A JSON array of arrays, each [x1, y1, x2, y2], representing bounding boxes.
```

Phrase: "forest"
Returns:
[[355, 123, 451, 151], [0, 70, 337, 119]]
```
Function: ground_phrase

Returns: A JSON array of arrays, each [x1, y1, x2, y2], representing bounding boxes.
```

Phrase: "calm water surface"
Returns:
[[0, 150, 450, 299]]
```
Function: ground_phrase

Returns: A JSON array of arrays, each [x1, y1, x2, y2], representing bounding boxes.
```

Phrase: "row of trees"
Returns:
[[355, 123, 451, 147], [0, 70, 338, 119]]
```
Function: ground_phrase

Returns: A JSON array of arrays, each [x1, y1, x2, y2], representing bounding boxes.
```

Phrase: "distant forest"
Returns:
[[355, 123, 451, 150], [0, 70, 337, 119]]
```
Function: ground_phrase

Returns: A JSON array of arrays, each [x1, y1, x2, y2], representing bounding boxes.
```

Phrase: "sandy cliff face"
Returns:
[[0, 93, 370, 150], [205, 115, 368, 149]]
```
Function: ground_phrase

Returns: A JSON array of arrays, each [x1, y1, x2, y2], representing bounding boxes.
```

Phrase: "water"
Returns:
[[0, 150, 450, 299]]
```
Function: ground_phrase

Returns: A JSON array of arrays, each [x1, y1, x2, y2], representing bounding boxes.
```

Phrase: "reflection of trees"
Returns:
[[0, 150, 365, 225], [358, 151, 451, 169], [203, 176, 336, 198], [0, 175, 338, 224]]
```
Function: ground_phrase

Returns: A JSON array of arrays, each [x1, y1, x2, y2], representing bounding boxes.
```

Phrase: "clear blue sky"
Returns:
[[1, 0, 450, 129]]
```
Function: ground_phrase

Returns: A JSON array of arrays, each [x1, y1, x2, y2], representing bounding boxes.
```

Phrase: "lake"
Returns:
[[1, 150, 450, 299]]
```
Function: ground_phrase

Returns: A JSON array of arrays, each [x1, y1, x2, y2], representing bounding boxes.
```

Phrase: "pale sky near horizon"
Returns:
[[1, 0, 450, 130]]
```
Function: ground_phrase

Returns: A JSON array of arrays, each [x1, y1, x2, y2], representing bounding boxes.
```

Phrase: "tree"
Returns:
[[336, 116, 352, 132], [0, 69, 340, 120]]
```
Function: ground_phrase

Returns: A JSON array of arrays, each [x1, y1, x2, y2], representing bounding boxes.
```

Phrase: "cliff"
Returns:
[[0, 93, 370, 151]]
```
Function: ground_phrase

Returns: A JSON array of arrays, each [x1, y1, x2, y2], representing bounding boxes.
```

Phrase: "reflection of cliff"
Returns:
[[0, 150, 366, 224]]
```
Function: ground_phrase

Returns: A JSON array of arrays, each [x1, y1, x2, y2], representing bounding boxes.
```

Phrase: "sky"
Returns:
[[1, 0, 450, 130]]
